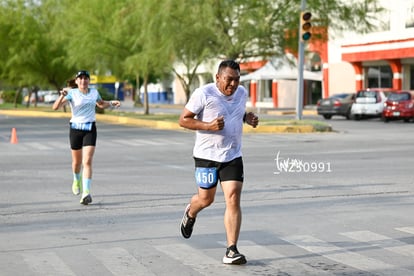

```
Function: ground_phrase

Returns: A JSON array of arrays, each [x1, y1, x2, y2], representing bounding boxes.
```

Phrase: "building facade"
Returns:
[[328, 0, 414, 96], [172, 0, 414, 108]]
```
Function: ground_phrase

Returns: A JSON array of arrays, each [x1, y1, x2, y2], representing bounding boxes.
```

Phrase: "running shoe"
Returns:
[[80, 194, 92, 205], [72, 180, 81, 195], [222, 245, 247, 265], [180, 204, 196, 239]]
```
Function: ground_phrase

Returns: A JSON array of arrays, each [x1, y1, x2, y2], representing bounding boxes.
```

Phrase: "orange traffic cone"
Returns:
[[10, 128, 18, 144]]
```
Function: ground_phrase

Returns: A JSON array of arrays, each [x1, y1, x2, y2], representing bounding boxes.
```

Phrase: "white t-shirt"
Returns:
[[185, 83, 247, 162], [65, 88, 102, 123]]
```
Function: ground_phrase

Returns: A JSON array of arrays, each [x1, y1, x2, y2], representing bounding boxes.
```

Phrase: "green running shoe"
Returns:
[[72, 180, 81, 195]]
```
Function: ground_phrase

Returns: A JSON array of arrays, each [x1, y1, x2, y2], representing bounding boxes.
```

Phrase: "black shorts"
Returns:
[[193, 156, 244, 189], [69, 122, 97, 150]]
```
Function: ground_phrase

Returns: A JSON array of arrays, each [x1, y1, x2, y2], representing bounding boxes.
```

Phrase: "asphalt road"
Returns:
[[0, 115, 413, 276]]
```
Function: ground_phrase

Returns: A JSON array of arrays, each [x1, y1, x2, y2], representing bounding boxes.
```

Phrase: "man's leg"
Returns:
[[188, 186, 216, 218], [221, 180, 246, 264], [181, 187, 216, 239], [221, 180, 243, 246]]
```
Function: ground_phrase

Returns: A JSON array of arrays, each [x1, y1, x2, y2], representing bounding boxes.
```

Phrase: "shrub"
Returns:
[[96, 86, 114, 114], [1, 90, 22, 103]]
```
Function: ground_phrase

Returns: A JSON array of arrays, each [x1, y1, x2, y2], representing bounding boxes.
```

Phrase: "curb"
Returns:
[[0, 110, 329, 133], [266, 109, 317, 116]]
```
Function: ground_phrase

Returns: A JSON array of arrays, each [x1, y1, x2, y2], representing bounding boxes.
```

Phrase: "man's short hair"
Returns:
[[218, 60, 240, 73]]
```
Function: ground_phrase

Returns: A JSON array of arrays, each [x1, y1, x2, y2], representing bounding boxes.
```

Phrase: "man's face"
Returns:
[[216, 67, 240, 96]]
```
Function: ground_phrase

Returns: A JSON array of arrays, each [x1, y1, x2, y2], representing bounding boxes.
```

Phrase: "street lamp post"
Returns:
[[114, 81, 120, 100]]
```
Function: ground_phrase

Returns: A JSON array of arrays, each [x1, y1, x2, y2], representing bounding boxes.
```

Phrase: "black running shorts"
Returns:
[[193, 156, 244, 189], [69, 122, 97, 150]]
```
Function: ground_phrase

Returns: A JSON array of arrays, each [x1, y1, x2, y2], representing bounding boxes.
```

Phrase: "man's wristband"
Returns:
[[243, 113, 247, 123]]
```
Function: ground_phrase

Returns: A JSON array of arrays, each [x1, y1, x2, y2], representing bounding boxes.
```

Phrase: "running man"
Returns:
[[179, 60, 259, 264]]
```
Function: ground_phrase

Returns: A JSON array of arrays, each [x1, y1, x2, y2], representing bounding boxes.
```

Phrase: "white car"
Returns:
[[351, 89, 393, 120], [43, 91, 60, 104]]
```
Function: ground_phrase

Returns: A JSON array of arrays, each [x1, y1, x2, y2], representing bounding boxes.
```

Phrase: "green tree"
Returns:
[[150, 0, 384, 102], [159, 0, 218, 102], [0, 0, 384, 107], [120, 0, 174, 114], [58, 0, 173, 114], [0, 0, 76, 107], [204, 0, 383, 61]]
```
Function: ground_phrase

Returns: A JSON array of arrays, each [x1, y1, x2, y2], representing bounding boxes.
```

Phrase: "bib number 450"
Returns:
[[195, 167, 218, 189]]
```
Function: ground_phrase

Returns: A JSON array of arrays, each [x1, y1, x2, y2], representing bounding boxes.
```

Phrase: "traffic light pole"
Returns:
[[296, 0, 307, 120]]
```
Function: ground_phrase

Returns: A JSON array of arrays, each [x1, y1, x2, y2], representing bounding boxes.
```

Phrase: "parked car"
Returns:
[[351, 88, 393, 120], [43, 91, 59, 104], [382, 91, 414, 122], [317, 93, 355, 120]]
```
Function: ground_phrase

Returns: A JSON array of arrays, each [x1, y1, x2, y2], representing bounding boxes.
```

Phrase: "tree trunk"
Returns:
[[14, 87, 22, 108], [26, 90, 32, 108], [143, 75, 149, 115]]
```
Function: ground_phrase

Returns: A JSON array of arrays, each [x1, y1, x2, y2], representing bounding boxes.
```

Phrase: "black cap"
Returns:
[[75, 70, 90, 79]]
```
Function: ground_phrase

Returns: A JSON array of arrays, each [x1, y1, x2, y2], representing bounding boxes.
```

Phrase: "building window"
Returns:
[[367, 66, 392, 88], [410, 65, 414, 90], [406, 2, 414, 28]]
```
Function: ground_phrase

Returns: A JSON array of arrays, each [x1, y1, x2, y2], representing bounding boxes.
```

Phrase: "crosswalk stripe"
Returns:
[[281, 235, 395, 272], [235, 240, 332, 275], [89, 247, 156, 276], [13, 231, 414, 275], [155, 243, 232, 276], [395, 226, 414, 235], [341, 230, 414, 257], [21, 251, 75, 276]]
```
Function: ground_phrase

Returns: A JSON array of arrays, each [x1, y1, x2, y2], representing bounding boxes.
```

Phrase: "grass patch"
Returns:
[[110, 111, 180, 122], [0, 103, 53, 111], [259, 119, 331, 132]]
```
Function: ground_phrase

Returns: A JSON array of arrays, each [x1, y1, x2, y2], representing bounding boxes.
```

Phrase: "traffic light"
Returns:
[[300, 11, 312, 42]]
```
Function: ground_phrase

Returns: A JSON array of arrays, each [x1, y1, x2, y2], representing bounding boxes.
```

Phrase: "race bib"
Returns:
[[195, 167, 218, 189], [70, 122, 93, 131]]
